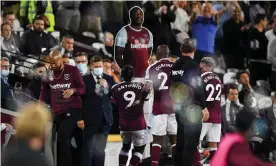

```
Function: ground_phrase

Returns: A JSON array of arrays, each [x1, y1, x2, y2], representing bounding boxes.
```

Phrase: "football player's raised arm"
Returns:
[[147, 31, 154, 58], [39, 80, 51, 104], [114, 27, 128, 69], [73, 67, 85, 95]]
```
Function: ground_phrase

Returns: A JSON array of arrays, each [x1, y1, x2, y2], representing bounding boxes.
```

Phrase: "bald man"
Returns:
[[39, 50, 85, 166], [145, 45, 177, 166]]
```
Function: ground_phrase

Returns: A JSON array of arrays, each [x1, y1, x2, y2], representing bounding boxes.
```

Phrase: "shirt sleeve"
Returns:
[[115, 27, 128, 48], [145, 66, 150, 80], [73, 67, 85, 96], [147, 30, 153, 48], [228, 143, 273, 166], [39, 81, 50, 104]]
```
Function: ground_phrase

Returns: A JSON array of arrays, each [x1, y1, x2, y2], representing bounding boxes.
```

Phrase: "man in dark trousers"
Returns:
[[81, 55, 115, 166], [171, 38, 209, 166], [39, 50, 85, 166]]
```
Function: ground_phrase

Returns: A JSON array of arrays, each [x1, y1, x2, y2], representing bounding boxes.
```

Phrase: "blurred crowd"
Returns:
[[1, 0, 276, 166]]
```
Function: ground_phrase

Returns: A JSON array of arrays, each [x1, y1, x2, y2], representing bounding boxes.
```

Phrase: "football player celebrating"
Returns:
[[145, 45, 176, 166], [111, 65, 151, 166], [199, 57, 222, 161], [114, 6, 153, 80]]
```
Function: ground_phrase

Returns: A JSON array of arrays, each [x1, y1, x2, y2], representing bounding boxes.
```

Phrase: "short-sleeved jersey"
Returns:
[[145, 58, 174, 115], [111, 81, 147, 131], [115, 25, 153, 78], [201, 72, 222, 123]]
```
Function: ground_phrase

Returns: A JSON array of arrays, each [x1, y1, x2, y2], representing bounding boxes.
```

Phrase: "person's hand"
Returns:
[[63, 89, 75, 98], [173, 1, 179, 8], [161, 5, 168, 14], [77, 120, 85, 130], [202, 108, 209, 122], [99, 79, 108, 88]]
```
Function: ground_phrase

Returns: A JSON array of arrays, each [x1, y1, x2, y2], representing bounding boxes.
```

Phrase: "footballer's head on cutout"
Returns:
[[129, 6, 144, 26]]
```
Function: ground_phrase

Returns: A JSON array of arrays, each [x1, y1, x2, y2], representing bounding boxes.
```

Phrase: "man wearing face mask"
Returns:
[[19, 15, 56, 56], [74, 52, 89, 76], [1, 57, 13, 100], [39, 50, 85, 166], [26, 62, 47, 100], [81, 55, 115, 166]]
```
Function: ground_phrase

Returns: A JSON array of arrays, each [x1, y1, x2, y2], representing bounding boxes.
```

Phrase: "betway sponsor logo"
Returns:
[[172, 70, 184, 76], [50, 83, 71, 89], [131, 43, 147, 49]]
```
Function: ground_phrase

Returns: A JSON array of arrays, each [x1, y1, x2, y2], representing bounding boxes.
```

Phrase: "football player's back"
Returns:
[[111, 81, 147, 131]]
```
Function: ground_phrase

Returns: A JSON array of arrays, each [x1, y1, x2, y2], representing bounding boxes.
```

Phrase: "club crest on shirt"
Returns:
[[64, 74, 70, 80], [140, 38, 145, 43]]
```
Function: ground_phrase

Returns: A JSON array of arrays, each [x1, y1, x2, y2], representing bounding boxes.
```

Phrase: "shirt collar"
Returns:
[[201, 71, 212, 77]]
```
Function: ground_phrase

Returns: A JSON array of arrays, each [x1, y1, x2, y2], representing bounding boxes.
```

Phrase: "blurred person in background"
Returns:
[[265, 15, 276, 42], [249, 1, 266, 25], [222, 6, 247, 69], [74, 52, 89, 76], [55, 1, 80, 33], [26, 62, 47, 100], [2, 102, 51, 166], [267, 29, 276, 91], [170, 0, 190, 56], [51, 35, 74, 58], [103, 58, 112, 76], [142, 1, 175, 53], [19, 15, 56, 56], [19, 0, 55, 32], [39, 50, 85, 166], [62, 55, 76, 66], [236, 70, 253, 92], [2, 12, 22, 39], [111, 61, 122, 83], [212, 1, 243, 52], [211, 109, 276, 166], [190, 2, 218, 64], [81, 55, 115, 166], [1, 23, 20, 59], [221, 84, 243, 135], [247, 14, 269, 87], [148, 54, 157, 65], [239, 89, 259, 116], [79, 1, 106, 35]]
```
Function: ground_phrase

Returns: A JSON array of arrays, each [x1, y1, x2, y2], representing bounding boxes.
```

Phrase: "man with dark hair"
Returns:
[[26, 62, 47, 100], [74, 52, 88, 76], [221, 84, 243, 134], [171, 38, 208, 166], [111, 65, 151, 166], [145, 44, 176, 165], [103, 58, 113, 76], [199, 57, 222, 161], [211, 109, 276, 166], [39, 50, 85, 166], [81, 55, 115, 166], [236, 70, 253, 92], [247, 13, 270, 86], [19, 15, 57, 56]]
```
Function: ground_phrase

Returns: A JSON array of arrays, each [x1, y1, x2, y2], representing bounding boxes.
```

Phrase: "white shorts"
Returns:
[[151, 114, 177, 136], [121, 129, 149, 147], [199, 123, 221, 143]]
